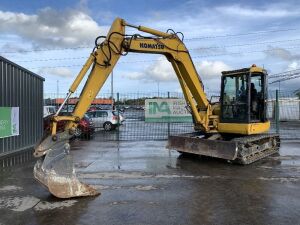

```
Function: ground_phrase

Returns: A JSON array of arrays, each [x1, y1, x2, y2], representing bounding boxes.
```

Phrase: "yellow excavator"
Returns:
[[33, 18, 280, 198]]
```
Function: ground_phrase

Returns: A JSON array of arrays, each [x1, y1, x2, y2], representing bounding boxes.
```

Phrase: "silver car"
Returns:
[[86, 110, 124, 131]]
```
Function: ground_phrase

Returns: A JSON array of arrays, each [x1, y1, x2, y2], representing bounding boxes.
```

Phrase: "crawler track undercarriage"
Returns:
[[167, 133, 280, 164]]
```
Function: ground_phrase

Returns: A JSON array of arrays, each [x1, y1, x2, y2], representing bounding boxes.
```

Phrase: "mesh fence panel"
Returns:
[[44, 91, 300, 140], [268, 91, 300, 139]]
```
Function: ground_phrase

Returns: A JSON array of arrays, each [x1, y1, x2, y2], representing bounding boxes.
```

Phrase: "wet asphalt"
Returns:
[[0, 138, 299, 225]]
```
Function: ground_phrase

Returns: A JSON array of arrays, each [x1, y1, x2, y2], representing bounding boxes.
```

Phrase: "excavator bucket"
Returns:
[[33, 133, 99, 198]]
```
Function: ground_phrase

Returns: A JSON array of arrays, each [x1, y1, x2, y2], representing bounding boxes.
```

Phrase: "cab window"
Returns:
[[250, 73, 265, 121], [221, 73, 248, 122]]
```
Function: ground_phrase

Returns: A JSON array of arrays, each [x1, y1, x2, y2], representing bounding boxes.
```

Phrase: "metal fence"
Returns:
[[268, 91, 300, 139], [0, 56, 44, 159], [44, 90, 300, 141]]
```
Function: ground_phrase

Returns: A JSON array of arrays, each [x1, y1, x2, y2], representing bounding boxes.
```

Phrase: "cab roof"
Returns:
[[221, 66, 266, 76]]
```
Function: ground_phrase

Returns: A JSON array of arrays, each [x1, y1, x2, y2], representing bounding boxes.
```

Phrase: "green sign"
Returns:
[[0, 107, 19, 138], [145, 99, 192, 123]]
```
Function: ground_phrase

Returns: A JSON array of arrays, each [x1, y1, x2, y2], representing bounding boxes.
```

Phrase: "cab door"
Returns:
[[220, 73, 249, 123], [250, 72, 267, 122]]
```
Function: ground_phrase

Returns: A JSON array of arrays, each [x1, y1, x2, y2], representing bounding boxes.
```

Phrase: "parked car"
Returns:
[[43, 112, 95, 138], [62, 105, 75, 112], [86, 110, 125, 131], [88, 106, 98, 112], [43, 106, 56, 118]]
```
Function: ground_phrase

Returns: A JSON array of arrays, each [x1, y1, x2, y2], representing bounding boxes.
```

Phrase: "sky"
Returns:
[[0, 0, 300, 96]]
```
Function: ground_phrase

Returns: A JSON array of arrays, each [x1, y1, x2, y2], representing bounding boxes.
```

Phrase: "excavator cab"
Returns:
[[218, 65, 270, 135], [169, 64, 279, 164]]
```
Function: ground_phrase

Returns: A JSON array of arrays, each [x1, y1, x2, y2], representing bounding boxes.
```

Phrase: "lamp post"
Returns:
[[111, 70, 114, 109]]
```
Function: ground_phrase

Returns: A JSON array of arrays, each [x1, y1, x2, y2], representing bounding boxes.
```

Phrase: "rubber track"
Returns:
[[232, 134, 280, 164]]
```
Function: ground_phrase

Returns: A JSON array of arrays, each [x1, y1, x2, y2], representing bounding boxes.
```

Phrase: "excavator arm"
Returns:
[[43, 18, 217, 144]]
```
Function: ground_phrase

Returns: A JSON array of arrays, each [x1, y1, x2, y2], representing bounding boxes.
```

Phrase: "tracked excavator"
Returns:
[[33, 18, 280, 198]]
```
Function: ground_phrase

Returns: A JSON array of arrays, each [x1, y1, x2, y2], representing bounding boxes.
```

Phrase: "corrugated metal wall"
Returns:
[[0, 56, 44, 157]]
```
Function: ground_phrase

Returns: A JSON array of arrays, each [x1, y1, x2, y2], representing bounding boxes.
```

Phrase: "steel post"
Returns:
[[275, 90, 279, 134], [167, 92, 170, 137], [117, 92, 120, 141]]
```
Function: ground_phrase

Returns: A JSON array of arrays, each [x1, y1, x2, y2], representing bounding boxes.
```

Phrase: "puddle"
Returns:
[[78, 172, 212, 180], [0, 194, 78, 212], [91, 184, 157, 191], [135, 185, 157, 191], [0, 196, 40, 212], [258, 177, 299, 182], [34, 200, 77, 211], [110, 201, 128, 206], [0, 185, 23, 192]]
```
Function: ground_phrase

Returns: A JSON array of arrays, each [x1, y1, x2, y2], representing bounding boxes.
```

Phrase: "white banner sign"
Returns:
[[145, 99, 192, 122]]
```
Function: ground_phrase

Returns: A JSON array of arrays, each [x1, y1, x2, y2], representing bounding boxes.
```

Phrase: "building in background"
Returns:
[[47, 97, 113, 106]]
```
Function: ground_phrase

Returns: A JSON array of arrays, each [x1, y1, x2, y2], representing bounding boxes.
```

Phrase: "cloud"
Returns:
[[144, 58, 176, 82], [195, 60, 231, 93], [264, 46, 300, 61], [38, 67, 73, 78], [194, 46, 228, 56], [197, 60, 231, 79], [287, 61, 300, 70], [0, 42, 28, 53], [0, 8, 107, 48], [264, 47, 300, 73], [1, 1, 299, 94], [216, 4, 300, 19], [123, 57, 176, 82], [123, 57, 231, 92], [123, 71, 145, 80]]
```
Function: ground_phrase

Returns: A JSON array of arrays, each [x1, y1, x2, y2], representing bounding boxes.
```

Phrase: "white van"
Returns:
[[44, 106, 56, 118]]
